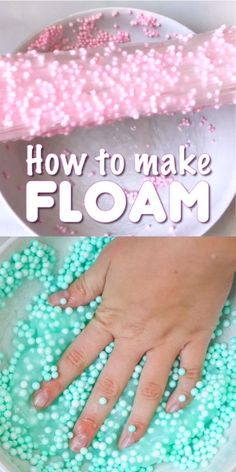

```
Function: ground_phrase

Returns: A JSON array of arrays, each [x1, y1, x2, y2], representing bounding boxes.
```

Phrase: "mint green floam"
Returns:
[[0, 238, 236, 472]]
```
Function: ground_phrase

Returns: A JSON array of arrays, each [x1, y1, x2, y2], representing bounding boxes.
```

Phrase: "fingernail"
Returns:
[[70, 432, 88, 452], [119, 433, 135, 450], [33, 390, 49, 409], [167, 403, 179, 413]]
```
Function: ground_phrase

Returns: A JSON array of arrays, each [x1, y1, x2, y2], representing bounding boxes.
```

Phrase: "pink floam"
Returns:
[[178, 117, 191, 130], [27, 13, 130, 53], [27, 25, 64, 52], [145, 175, 173, 187], [130, 12, 161, 38], [124, 189, 139, 203], [0, 23, 235, 142]]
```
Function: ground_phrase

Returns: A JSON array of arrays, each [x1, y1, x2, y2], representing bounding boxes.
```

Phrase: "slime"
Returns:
[[0, 14, 235, 142], [0, 238, 236, 472]]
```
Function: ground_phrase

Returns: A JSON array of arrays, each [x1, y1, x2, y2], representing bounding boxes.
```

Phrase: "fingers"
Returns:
[[166, 335, 210, 414], [118, 344, 178, 450], [33, 319, 112, 409], [70, 342, 142, 452], [49, 248, 111, 308]]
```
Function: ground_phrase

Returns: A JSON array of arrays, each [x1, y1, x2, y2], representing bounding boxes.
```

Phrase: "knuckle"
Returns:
[[125, 321, 145, 337], [159, 326, 175, 339], [184, 367, 202, 381], [96, 376, 119, 399], [82, 417, 98, 429], [74, 416, 98, 434], [141, 381, 163, 401], [95, 305, 114, 330], [74, 276, 89, 297], [63, 346, 86, 369]]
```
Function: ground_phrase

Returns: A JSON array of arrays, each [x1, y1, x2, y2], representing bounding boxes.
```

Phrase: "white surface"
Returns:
[[0, 1, 235, 236]]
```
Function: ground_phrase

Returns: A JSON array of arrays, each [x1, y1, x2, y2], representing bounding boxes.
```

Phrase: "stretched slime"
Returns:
[[0, 21, 235, 142], [0, 238, 236, 472]]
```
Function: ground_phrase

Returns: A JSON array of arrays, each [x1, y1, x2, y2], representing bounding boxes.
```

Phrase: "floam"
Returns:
[[0, 238, 236, 472], [0, 25, 236, 143]]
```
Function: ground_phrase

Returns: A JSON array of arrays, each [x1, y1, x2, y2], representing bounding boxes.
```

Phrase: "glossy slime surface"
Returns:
[[0, 239, 236, 472], [0, 17, 235, 142]]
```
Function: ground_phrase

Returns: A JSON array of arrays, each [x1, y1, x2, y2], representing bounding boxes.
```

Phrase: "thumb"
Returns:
[[49, 249, 110, 308]]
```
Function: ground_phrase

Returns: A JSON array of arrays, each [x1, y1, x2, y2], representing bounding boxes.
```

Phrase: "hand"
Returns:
[[33, 237, 235, 452]]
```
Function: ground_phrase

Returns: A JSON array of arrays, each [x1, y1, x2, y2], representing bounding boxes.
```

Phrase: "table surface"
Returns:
[[0, 0, 235, 236]]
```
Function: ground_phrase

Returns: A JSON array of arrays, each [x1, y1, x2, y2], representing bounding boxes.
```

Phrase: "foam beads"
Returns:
[[98, 397, 108, 406], [0, 238, 236, 472], [128, 425, 137, 433], [0, 23, 235, 142], [59, 298, 67, 306]]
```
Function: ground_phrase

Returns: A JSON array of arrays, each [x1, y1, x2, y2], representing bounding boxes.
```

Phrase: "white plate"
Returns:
[[0, 7, 235, 236]]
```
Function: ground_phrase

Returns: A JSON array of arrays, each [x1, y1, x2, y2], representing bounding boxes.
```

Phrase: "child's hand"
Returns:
[[33, 238, 235, 452]]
